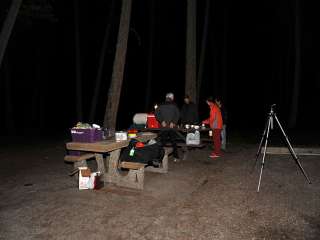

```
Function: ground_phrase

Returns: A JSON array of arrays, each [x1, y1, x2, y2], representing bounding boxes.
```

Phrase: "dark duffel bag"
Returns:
[[120, 139, 165, 167]]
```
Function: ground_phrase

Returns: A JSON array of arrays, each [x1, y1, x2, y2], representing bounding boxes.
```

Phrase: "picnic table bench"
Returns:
[[64, 132, 173, 190], [262, 147, 320, 156]]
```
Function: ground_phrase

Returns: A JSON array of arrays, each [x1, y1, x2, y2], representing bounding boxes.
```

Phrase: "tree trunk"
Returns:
[[89, 0, 116, 122], [4, 53, 15, 134], [31, 45, 41, 132], [0, 0, 23, 69], [288, 0, 301, 128], [197, 0, 210, 105], [185, 0, 197, 103], [144, 0, 155, 112], [74, 0, 83, 121], [103, 0, 132, 130], [284, 31, 293, 110], [221, 1, 229, 103]]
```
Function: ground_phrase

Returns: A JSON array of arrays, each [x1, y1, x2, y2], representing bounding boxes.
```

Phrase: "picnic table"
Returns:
[[65, 132, 159, 189], [140, 127, 208, 160]]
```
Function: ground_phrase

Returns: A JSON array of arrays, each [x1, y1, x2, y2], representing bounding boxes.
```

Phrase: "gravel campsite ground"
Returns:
[[0, 132, 319, 240]]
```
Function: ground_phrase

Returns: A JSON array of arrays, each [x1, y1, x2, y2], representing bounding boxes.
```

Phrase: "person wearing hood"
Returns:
[[155, 92, 180, 128], [155, 92, 182, 161], [202, 96, 223, 158]]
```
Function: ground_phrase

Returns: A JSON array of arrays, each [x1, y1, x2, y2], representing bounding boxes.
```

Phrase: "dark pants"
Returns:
[[157, 129, 184, 159]]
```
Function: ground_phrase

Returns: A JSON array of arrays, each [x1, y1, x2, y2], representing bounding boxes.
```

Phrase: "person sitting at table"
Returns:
[[155, 92, 182, 161], [180, 95, 199, 126]]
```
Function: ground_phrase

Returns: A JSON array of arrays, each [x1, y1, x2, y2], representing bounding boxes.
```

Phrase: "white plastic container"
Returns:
[[186, 130, 200, 145], [115, 131, 128, 141]]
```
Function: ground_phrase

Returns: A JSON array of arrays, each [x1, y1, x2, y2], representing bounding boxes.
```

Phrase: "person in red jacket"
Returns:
[[202, 96, 223, 158]]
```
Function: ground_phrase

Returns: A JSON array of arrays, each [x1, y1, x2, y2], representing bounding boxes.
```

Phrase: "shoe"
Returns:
[[209, 154, 220, 158]]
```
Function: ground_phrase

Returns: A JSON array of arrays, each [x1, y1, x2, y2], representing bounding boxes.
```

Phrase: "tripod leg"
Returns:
[[252, 115, 271, 172], [274, 115, 312, 184], [257, 116, 272, 192]]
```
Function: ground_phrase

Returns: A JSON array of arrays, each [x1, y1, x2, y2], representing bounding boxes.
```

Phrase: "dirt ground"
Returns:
[[0, 135, 319, 240]]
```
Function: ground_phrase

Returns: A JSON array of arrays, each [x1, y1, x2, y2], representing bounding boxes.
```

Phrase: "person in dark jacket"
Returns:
[[180, 95, 199, 125], [155, 93, 182, 160], [155, 92, 180, 128]]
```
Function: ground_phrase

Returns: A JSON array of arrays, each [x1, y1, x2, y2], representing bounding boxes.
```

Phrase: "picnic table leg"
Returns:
[[104, 149, 145, 189], [105, 149, 121, 183], [95, 153, 106, 181], [181, 146, 188, 160], [161, 153, 169, 172]]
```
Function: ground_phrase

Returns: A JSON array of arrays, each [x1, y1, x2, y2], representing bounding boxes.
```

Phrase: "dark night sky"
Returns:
[[1, 0, 320, 137]]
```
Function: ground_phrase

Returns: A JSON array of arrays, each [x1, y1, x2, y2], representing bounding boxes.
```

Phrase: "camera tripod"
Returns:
[[254, 104, 311, 192]]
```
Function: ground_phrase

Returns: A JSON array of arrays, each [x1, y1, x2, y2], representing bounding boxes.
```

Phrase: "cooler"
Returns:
[[147, 113, 160, 128]]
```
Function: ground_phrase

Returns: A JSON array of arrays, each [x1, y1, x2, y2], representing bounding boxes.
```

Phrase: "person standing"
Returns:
[[155, 92, 180, 128], [155, 93, 182, 160], [215, 98, 227, 150], [202, 96, 223, 158], [180, 95, 199, 125]]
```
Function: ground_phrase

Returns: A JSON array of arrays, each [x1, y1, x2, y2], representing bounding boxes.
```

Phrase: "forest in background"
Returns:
[[0, 0, 320, 137]]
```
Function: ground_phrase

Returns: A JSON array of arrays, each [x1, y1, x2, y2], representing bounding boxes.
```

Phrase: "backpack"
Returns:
[[119, 139, 165, 166]]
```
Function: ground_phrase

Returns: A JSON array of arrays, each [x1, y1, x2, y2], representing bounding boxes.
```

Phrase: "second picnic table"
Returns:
[[140, 127, 208, 160]]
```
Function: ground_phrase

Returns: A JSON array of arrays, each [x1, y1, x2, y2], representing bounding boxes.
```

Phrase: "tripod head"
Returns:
[[268, 104, 277, 129], [270, 104, 276, 111], [269, 104, 276, 115]]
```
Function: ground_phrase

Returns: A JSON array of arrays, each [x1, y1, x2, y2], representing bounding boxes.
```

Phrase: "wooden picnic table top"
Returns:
[[66, 132, 157, 153]]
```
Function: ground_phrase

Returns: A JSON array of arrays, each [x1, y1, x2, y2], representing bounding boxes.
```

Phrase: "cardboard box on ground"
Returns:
[[78, 167, 103, 190]]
